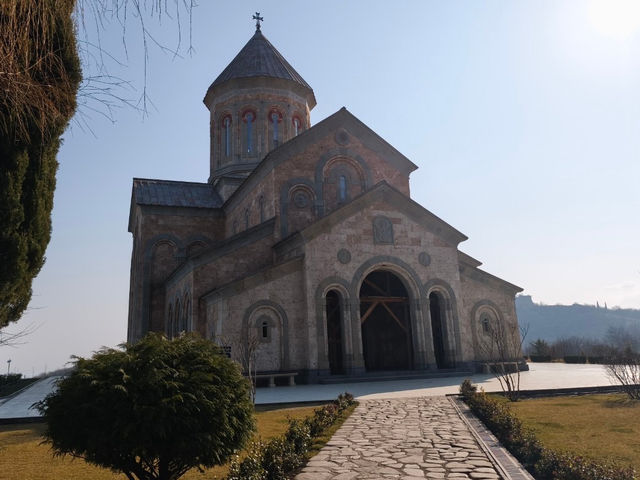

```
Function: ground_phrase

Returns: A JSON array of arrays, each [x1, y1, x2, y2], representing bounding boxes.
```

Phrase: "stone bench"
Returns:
[[482, 361, 519, 374], [254, 372, 298, 387]]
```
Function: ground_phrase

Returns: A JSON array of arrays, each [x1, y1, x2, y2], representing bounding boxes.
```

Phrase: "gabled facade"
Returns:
[[127, 26, 524, 382]]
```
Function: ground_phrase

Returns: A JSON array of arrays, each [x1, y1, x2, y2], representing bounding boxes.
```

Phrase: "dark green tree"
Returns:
[[0, 1, 81, 327], [37, 333, 255, 480], [528, 338, 551, 356], [1, 1, 192, 328]]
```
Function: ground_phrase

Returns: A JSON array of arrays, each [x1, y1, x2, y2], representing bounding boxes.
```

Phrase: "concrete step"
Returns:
[[318, 369, 474, 384]]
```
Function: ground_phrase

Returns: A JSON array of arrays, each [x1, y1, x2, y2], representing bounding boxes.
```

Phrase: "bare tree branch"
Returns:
[[605, 350, 640, 400], [479, 319, 528, 401], [0, 322, 40, 348]]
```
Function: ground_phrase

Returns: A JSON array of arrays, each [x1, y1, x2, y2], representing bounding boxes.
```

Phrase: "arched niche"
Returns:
[[242, 300, 290, 372], [424, 279, 463, 369]]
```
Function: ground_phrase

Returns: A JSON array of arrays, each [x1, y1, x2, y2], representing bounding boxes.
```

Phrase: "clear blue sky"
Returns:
[[3, 1, 639, 376]]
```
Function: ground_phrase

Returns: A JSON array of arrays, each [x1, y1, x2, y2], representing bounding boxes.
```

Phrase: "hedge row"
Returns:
[[528, 356, 606, 364], [226, 393, 357, 480], [459, 380, 636, 480], [0, 373, 22, 386]]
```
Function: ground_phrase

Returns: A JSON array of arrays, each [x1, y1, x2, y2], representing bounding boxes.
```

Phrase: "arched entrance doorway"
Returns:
[[359, 270, 413, 371], [325, 290, 344, 375], [429, 291, 449, 368]]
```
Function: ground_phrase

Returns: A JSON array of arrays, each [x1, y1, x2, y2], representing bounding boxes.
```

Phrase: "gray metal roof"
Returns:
[[132, 179, 222, 209], [210, 30, 312, 90]]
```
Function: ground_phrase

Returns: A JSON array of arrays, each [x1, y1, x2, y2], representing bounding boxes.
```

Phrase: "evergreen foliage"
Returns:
[[459, 380, 636, 480], [37, 333, 255, 480], [227, 393, 356, 480], [0, 0, 81, 327]]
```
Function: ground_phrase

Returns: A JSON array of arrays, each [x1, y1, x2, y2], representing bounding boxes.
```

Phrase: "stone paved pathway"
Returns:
[[296, 396, 502, 480]]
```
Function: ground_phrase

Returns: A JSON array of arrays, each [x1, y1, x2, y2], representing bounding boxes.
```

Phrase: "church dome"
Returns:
[[204, 29, 316, 109], [204, 23, 316, 200]]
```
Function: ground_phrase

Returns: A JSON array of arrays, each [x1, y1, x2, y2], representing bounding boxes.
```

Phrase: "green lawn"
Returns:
[[507, 393, 640, 470], [0, 404, 320, 480]]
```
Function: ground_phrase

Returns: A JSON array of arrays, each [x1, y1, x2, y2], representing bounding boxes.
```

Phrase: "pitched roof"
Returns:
[[276, 181, 468, 248], [210, 30, 312, 90], [132, 179, 223, 209], [224, 107, 418, 211]]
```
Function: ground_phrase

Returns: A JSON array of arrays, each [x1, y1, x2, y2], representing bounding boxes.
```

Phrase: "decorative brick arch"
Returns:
[[279, 177, 318, 237], [141, 234, 184, 337], [242, 300, 290, 370], [314, 277, 352, 375], [314, 148, 373, 216], [185, 234, 212, 257], [470, 300, 505, 359], [349, 256, 431, 371], [424, 278, 463, 368]]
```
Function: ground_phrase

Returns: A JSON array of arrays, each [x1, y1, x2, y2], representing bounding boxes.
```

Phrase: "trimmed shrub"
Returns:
[[564, 355, 588, 364], [529, 355, 552, 362], [587, 356, 605, 364], [38, 333, 255, 480], [459, 381, 636, 480], [460, 378, 477, 397], [535, 450, 636, 480], [226, 441, 267, 480], [227, 393, 356, 479], [0, 373, 22, 386]]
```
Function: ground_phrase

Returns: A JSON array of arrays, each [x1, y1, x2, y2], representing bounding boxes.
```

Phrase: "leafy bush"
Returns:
[[226, 441, 267, 480], [459, 381, 636, 480], [564, 355, 587, 364], [0, 373, 22, 386], [460, 378, 477, 397], [37, 333, 255, 480], [227, 392, 356, 479], [529, 355, 552, 362], [285, 418, 312, 455], [535, 450, 636, 480]]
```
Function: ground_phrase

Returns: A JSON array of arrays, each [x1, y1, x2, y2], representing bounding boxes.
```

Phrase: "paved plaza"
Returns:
[[257, 362, 612, 404], [0, 363, 613, 419]]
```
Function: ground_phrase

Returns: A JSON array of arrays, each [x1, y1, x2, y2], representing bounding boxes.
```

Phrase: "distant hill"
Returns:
[[515, 295, 640, 342]]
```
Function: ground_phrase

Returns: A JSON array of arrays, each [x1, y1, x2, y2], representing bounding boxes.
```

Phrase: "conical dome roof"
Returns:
[[210, 30, 312, 91]]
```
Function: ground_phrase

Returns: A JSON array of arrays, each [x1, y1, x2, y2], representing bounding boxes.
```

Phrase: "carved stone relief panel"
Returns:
[[373, 216, 394, 244]]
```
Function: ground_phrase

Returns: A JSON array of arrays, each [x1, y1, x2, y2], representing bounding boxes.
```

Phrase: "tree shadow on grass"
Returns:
[[603, 397, 640, 408]]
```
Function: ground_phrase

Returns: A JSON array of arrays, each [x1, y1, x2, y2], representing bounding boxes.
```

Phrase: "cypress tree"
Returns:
[[0, 1, 81, 327]]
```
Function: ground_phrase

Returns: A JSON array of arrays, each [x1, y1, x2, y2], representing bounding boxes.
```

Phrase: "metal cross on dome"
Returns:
[[253, 12, 264, 31]]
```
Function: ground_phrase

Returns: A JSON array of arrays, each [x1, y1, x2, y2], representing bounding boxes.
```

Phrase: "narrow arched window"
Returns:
[[184, 299, 190, 332], [271, 111, 280, 147], [259, 195, 265, 223], [482, 317, 491, 335], [338, 175, 347, 202], [262, 320, 269, 339], [244, 111, 254, 153], [293, 117, 300, 136], [175, 299, 181, 337], [232, 220, 238, 235], [223, 116, 231, 157], [244, 208, 250, 229]]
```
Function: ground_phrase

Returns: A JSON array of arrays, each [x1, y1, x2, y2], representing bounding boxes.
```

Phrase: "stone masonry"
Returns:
[[296, 397, 501, 480], [127, 24, 526, 383]]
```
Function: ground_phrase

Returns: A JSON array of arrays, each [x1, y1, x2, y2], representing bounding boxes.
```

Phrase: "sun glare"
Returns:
[[588, 0, 640, 39]]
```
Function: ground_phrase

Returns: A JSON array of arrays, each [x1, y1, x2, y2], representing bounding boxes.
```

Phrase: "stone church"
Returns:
[[127, 22, 524, 382]]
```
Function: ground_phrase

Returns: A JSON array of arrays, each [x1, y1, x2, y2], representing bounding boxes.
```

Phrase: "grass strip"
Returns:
[[459, 380, 637, 480]]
